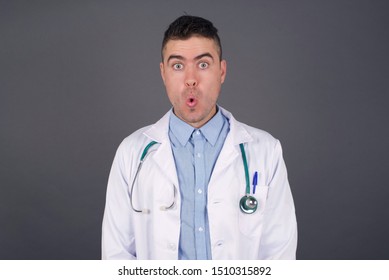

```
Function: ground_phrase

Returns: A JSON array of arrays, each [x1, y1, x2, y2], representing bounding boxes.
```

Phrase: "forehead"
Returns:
[[162, 36, 220, 61]]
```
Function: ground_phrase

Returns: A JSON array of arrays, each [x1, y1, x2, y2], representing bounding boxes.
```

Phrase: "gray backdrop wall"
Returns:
[[1, 0, 388, 260]]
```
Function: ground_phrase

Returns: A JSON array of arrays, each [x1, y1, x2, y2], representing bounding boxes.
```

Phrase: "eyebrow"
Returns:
[[167, 52, 215, 63]]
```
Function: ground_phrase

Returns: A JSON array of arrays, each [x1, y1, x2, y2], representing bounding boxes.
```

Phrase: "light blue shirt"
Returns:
[[169, 108, 230, 260]]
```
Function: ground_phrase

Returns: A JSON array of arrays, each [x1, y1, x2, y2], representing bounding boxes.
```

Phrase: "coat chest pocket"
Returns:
[[238, 185, 269, 237]]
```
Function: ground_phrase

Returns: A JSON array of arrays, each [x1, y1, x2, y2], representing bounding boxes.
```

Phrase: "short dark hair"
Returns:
[[161, 15, 222, 60]]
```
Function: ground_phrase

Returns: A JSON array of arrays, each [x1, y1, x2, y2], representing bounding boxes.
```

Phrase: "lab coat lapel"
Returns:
[[151, 141, 179, 187], [209, 108, 253, 187], [142, 108, 253, 192], [143, 111, 179, 187]]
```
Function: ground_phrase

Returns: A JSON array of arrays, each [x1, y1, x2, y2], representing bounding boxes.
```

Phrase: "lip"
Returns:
[[186, 96, 197, 108]]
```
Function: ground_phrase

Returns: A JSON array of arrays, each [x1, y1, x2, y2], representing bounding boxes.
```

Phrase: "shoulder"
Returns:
[[241, 122, 278, 143], [238, 122, 284, 162], [220, 106, 279, 146], [235, 121, 286, 179], [122, 125, 153, 145], [117, 110, 171, 153], [116, 125, 154, 156], [222, 109, 280, 150]]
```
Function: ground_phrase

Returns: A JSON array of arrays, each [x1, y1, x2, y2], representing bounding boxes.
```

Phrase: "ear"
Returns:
[[220, 59, 227, 84], [160, 62, 166, 84]]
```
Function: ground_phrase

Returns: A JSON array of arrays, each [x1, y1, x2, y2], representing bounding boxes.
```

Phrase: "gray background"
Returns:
[[1, 0, 388, 260]]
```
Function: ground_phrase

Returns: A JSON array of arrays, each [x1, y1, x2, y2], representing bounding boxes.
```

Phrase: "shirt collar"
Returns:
[[199, 108, 225, 146], [169, 107, 225, 147], [169, 111, 195, 147]]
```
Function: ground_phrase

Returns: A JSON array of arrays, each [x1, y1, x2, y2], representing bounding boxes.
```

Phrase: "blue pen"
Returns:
[[252, 171, 258, 194]]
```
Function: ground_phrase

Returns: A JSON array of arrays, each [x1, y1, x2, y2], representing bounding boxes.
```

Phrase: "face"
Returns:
[[160, 36, 227, 128]]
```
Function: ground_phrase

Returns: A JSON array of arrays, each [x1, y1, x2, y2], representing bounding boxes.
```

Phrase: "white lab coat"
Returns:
[[102, 107, 297, 259]]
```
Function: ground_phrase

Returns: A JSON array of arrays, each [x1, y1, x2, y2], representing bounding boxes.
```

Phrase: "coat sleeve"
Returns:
[[258, 140, 298, 259], [101, 142, 136, 259]]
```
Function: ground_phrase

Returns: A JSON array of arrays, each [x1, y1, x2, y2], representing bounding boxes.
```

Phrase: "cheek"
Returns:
[[165, 73, 183, 90], [202, 76, 222, 96], [165, 82, 182, 105], [164, 77, 176, 92]]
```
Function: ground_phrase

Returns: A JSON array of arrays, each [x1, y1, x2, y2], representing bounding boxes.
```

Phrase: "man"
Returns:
[[102, 15, 297, 260]]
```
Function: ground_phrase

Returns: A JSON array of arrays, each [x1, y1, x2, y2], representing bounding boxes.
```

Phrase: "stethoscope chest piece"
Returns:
[[239, 195, 258, 214]]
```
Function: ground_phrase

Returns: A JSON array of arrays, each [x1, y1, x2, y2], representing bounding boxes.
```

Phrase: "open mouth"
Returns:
[[186, 97, 197, 107]]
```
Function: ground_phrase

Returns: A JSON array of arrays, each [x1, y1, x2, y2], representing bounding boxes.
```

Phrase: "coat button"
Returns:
[[168, 243, 176, 251]]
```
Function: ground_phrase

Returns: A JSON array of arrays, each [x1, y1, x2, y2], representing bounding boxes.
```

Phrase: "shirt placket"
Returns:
[[192, 129, 207, 259]]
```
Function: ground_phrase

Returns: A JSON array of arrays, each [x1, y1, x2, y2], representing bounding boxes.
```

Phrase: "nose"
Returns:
[[185, 68, 197, 87], [185, 79, 197, 87]]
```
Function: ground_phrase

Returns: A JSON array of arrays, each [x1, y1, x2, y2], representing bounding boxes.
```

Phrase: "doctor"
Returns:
[[102, 15, 297, 259]]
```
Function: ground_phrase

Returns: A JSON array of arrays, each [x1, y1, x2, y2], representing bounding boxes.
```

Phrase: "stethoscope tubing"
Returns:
[[131, 141, 258, 214], [129, 141, 158, 213], [239, 143, 250, 196]]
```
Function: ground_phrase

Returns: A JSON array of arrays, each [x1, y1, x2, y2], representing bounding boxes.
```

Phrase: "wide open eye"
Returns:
[[199, 62, 209, 69], [173, 63, 184, 70]]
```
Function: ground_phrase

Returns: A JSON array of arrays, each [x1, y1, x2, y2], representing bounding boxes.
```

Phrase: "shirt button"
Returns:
[[198, 227, 204, 232], [197, 153, 201, 158], [196, 130, 201, 135], [197, 188, 203, 194]]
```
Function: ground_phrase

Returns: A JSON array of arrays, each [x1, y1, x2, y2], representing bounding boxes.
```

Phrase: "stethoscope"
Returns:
[[130, 141, 176, 214], [130, 141, 258, 214]]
